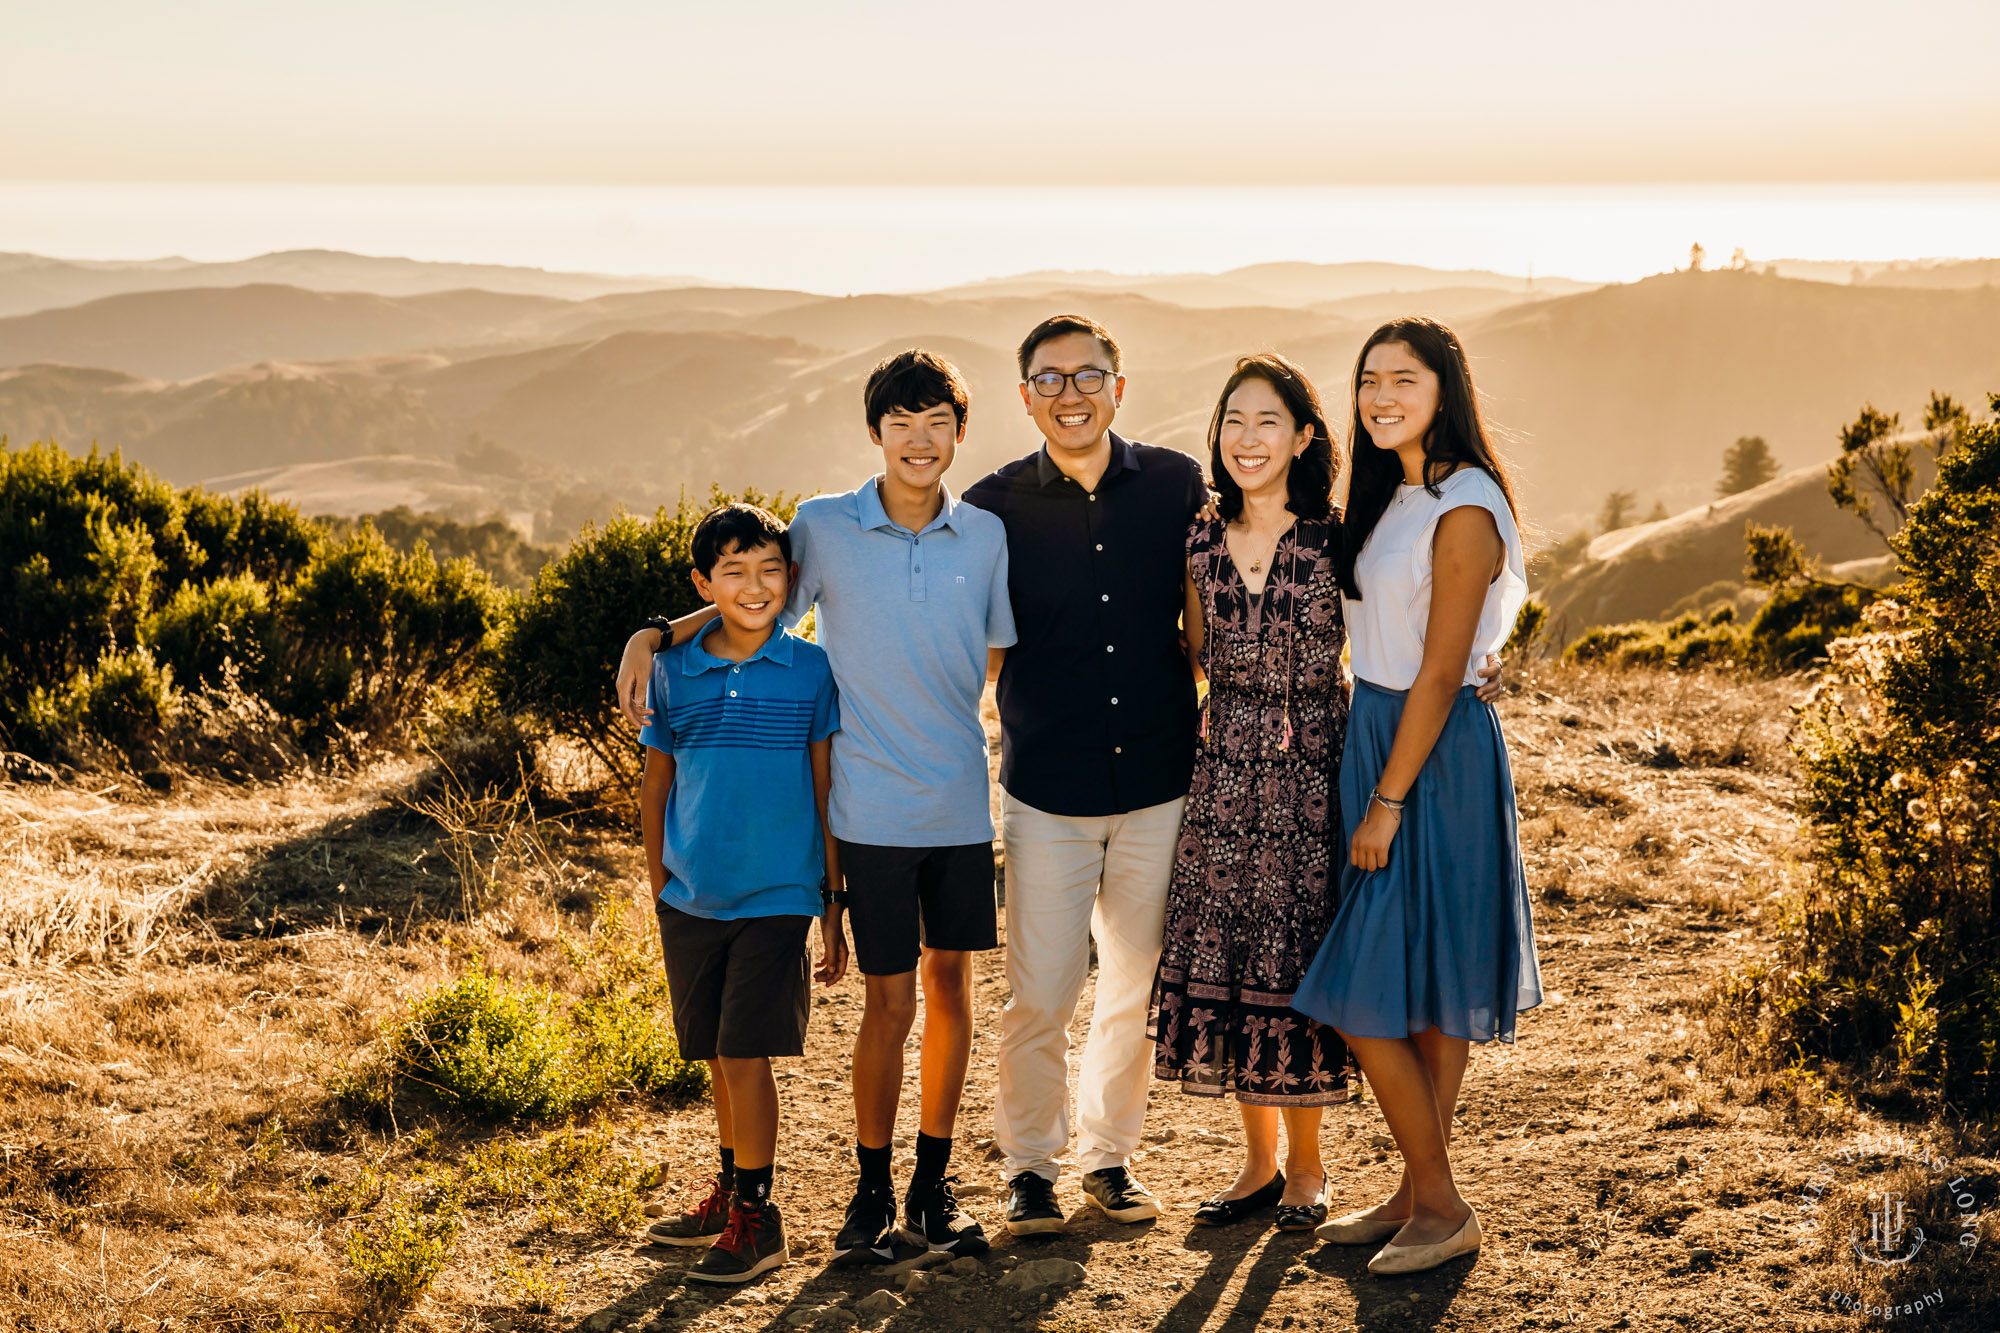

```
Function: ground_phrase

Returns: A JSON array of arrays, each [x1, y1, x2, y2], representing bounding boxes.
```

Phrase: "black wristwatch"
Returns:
[[642, 617, 674, 644], [820, 879, 849, 908]]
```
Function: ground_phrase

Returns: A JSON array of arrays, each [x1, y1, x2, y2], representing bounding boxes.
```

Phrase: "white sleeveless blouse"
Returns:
[[1343, 467, 1528, 690]]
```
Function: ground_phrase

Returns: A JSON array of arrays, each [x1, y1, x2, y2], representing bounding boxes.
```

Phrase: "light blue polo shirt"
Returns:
[[639, 622, 840, 920], [785, 480, 1015, 848]]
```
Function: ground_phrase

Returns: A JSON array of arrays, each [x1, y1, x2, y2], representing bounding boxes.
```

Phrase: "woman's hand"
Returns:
[[1349, 797, 1402, 872], [815, 908, 850, 986], [1196, 487, 1224, 522], [1473, 652, 1504, 703], [615, 628, 665, 729]]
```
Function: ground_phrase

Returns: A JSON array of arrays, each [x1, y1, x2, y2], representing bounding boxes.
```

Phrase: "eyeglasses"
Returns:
[[1025, 368, 1115, 397]]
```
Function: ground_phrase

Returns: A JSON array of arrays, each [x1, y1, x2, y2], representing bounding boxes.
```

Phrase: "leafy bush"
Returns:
[[1716, 393, 2000, 1109], [2, 440, 507, 764], [273, 526, 505, 742], [494, 486, 793, 790], [344, 1186, 462, 1306], [144, 573, 275, 690], [461, 1121, 648, 1233], [321, 505, 557, 591], [368, 904, 705, 1123]]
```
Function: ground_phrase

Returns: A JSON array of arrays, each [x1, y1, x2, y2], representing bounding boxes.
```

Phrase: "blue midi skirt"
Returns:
[[1292, 680, 1542, 1043]]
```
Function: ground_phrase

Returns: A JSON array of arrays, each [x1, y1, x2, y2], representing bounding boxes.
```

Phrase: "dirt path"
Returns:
[[537, 668, 1981, 1333]]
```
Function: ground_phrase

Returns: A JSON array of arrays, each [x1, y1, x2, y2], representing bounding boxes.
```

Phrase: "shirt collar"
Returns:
[[682, 618, 795, 675], [1034, 432, 1139, 487], [856, 477, 961, 535]]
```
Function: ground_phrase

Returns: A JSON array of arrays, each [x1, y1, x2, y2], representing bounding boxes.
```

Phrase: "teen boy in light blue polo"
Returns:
[[617, 349, 1014, 1262]]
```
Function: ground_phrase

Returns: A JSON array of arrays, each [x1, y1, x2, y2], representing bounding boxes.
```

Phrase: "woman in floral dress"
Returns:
[[1148, 353, 1352, 1231]]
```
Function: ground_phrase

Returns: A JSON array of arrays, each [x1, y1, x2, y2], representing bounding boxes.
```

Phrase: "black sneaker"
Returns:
[[1005, 1169, 1064, 1236], [645, 1175, 731, 1247], [688, 1200, 788, 1284], [1081, 1166, 1162, 1222], [902, 1174, 990, 1255], [833, 1182, 899, 1266]]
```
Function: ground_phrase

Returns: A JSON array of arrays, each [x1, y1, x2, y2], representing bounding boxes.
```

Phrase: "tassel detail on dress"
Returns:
[[1280, 706, 1293, 752]]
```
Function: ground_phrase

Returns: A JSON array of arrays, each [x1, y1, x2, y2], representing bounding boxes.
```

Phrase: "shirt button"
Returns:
[[1100, 593, 1109, 601], [1088, 493, 1097, 501], [729, 690, 738, 697], [1105, 645, 1115, 653], [1114, 746, 1123, 754], [1095, 543, 1103, 551], [1111, 697, 1120, 705]]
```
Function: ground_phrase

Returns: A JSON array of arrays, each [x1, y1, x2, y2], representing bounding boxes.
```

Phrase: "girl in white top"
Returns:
[[1293, 317, 1543, 1276]]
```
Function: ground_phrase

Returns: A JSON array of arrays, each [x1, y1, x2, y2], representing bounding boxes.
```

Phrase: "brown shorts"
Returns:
[[654, 900, 811, 1060]]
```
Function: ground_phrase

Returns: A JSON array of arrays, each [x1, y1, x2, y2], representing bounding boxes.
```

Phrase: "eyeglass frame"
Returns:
[[1023, 367, 1119, 398]]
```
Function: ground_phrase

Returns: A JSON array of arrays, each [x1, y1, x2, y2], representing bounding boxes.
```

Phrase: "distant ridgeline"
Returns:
[[0, 436, 780, 785]]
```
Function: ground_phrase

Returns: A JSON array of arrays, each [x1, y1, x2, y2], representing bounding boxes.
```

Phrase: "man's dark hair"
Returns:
[[863, 348, 970, 435], [691, 503, 790, 577], [1016, 314, 1122, 379]]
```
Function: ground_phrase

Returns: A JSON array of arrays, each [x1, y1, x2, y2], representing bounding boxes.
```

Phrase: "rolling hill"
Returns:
[[0, 249, 699, 319]]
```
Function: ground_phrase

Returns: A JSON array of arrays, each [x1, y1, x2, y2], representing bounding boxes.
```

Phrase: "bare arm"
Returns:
[[616, 607, 720, 729], [809, 737, 848, 985], [987, 647, 1005, 684], [1182, 559, 1206, 685], [639, 747, 677, 895], [1349, 507, 1504, 872]]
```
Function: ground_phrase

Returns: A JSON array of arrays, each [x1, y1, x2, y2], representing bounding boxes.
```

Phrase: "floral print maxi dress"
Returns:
[[1148, 516, 1356, 1106]]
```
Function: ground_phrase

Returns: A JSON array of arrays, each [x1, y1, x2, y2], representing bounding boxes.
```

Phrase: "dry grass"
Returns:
[[1, 661, 1994, 1332]]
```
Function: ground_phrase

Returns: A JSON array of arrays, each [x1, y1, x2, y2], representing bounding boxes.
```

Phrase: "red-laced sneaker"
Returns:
[[645, 1176, 732, 1247], [688, 1200, 788, 1284]]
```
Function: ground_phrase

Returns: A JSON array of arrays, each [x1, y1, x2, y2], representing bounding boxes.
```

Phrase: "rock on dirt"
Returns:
[[854, 1289, 906, 1318], [998, 1257, 1087, 1293]]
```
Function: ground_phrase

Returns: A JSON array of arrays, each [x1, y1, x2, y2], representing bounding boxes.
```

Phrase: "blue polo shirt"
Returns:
[[639, 622, 840, 920], [784, 480, 1015, 848]]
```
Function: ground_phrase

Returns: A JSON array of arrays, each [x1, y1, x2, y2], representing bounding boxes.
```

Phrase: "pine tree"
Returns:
[[1717, 435, 1779, 496]]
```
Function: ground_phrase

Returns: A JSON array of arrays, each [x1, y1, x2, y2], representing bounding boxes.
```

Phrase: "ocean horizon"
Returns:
[[2, 181, 1996, 296]]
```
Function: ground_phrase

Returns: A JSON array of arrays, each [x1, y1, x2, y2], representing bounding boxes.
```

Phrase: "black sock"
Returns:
[[857, 1142, 892, 1190], [736, 1163, 774, 1209], [718, 1146, 736, 1191], [914, 1132, 952, 1184]]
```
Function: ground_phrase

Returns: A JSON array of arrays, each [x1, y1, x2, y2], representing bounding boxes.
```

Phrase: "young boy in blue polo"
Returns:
[[637, 503, 844, 1285]]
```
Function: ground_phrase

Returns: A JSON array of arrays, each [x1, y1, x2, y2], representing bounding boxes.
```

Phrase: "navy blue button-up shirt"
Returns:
[[963, 434, 1206, 818]]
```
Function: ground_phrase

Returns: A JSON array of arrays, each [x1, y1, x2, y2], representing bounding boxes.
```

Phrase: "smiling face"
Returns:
[[1217, 374, 1312, 503], [690, 539, 791, 639], [1019, 330, 1124, 454], [870, 401, 961, 491], [1357, 340, 1442, 455]]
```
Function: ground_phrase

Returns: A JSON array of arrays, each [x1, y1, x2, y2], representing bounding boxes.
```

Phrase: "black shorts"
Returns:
[[837, 840, 999, 977], [654, 901, 811, 1061]]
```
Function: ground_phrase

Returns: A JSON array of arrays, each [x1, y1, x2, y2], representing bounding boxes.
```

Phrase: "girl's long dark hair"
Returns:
[[1335, 317, 1520, 599], [1207, 352, 1337, 523]]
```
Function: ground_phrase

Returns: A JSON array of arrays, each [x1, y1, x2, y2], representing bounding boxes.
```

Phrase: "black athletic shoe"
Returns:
[[1081, 1166, 1162, 1222], [1005, 1169, 1064, 1236], [833, 1182, 899, 1266], [645, 1175, 732, 1247], [902, 1174, 990, 1255], [688, 1200, 788, 1284]]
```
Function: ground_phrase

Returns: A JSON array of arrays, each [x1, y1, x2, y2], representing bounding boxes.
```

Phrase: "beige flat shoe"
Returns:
[[1314, 1209, 1411, 1245], [1366, 1207, 1480, 1274]]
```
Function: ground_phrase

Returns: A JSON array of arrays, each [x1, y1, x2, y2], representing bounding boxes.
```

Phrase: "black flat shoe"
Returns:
[[1193, 1171, 1284, 1226], [1275, 1174, 1328, 1232]]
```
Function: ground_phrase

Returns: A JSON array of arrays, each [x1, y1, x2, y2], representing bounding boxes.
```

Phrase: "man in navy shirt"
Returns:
[[962, 315, 1205, 1233]]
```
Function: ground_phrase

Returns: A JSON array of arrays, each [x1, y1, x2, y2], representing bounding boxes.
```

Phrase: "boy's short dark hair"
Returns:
[[863, 348, 970, 435], [1016, 315, 1122, 379], [691, 503, 790, 577]]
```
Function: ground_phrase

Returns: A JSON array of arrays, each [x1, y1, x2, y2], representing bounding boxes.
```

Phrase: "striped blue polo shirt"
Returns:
[[638, 621, 840, 920]]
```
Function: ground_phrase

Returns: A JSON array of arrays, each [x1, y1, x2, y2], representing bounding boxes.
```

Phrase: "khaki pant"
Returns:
[[994, 792, 1185, 1182]]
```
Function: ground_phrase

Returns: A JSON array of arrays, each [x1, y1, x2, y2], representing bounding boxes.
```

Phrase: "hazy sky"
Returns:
[[8, 1, 1997, 185]]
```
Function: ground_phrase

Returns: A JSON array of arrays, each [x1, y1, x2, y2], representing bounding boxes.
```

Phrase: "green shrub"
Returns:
[[370, 904, 705, 1123], [461, 1121, 646, 1233], [144, 573, 275, 690], [1721, 393, 2000, 1108], [344, 1187, 461, 1305], [493, 487, 793, 790], [1506, 597, 1549, 654], [273, 526, 505, 742]]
